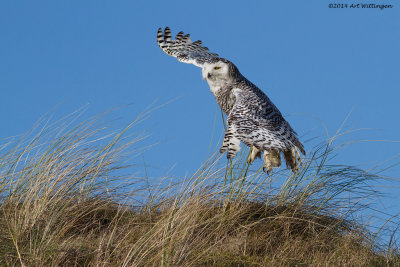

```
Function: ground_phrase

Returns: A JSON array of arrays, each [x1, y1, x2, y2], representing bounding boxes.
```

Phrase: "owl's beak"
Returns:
[[207, 73, 211, 79]]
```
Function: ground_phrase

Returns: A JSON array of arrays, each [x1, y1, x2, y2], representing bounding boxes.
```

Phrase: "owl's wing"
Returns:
[[157, 27, 219, 67], [228, 88, 305, 154]]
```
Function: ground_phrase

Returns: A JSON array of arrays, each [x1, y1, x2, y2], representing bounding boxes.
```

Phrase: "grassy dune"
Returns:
[[0, 112, 398, 266]]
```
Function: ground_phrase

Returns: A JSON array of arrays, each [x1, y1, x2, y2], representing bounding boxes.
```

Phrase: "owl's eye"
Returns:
[[214, 66, 221, 70]]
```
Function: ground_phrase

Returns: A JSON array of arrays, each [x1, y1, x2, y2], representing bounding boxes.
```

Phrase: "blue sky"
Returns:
[[1, 1, 399, 214]]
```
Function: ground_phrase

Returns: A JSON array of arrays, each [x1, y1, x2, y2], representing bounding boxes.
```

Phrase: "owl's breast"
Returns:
[[213, 86, 236, 115]]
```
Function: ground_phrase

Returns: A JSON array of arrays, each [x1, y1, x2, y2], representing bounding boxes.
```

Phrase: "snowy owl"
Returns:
[[157, 27, 305, 173]]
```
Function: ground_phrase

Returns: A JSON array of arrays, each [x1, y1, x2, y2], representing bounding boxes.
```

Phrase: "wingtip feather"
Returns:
[[155, 26, 220, 65]]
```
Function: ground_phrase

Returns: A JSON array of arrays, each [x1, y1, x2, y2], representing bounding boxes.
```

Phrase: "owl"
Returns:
[[157, 27, 305, 173]]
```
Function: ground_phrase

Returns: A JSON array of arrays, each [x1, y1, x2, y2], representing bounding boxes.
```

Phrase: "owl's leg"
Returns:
[[262, 150, 281, 173], [220, 125, 241, 159], [247, 146, 261, 163], [283, 147, 302, 173]]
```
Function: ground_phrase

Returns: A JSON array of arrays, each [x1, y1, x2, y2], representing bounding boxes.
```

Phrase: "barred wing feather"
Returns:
[[157, 27, 219, 67]]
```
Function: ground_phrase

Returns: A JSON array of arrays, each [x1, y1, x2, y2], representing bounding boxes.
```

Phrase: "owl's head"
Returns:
[[202, 58, 242, 83]]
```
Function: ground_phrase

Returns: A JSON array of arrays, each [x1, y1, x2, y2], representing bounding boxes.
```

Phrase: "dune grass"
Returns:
[[0, 111, 399, 266]]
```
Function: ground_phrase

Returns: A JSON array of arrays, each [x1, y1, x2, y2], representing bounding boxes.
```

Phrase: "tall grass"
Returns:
[[0, 110, 398, 266]]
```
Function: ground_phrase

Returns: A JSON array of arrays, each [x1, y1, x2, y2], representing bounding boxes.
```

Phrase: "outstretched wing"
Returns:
[[157, 27, 219, 67], [228, 88, 305, 154]]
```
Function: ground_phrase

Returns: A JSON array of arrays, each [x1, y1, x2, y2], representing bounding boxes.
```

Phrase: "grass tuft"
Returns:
[[0, 111, 398, 266]]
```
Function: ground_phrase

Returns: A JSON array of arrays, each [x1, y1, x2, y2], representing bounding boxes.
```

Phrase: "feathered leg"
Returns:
[[262, 150, 281, 173], [283, 146, 303, 173], [247, 146, 261, 163]]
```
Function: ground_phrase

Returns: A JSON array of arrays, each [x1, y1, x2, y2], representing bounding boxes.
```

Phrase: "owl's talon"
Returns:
[[263, 166, 272, 174]]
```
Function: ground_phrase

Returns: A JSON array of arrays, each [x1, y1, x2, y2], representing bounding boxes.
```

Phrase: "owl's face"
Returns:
[[202, 60, 231, 82]]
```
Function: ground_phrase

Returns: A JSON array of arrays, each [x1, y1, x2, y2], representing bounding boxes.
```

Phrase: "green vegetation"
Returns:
[[0, 111, 398, 266]]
